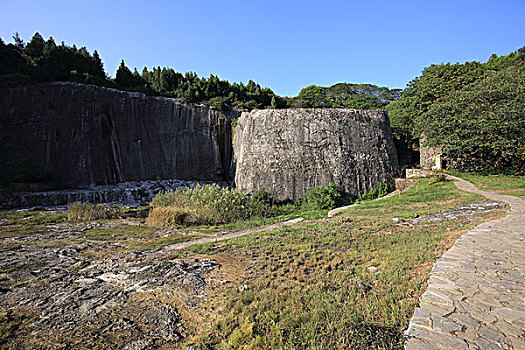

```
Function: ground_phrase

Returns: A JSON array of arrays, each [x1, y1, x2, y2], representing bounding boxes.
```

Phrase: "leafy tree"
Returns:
[[387, 46, 525, 171], [422, 66, 524, 171], [293, 83, 400, 109]]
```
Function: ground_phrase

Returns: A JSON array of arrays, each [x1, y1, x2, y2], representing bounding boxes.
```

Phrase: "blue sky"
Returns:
[[1, 0, 524, 96]]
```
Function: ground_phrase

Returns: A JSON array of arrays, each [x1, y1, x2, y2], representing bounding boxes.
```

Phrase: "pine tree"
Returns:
[[12, 32, 24, 49], [25, 32, 45, 59]]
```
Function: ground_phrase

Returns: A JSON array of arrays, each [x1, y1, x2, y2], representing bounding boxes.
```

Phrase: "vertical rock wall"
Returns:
[[233, 109, 399, 201], [0, 82, 235, 189]]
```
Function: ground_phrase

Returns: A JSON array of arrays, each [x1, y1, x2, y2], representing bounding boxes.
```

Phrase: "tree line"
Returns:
[[0, 32, 399, 111]]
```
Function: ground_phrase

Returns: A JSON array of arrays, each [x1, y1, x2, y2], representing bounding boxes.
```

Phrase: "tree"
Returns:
[[12, 32, 24, 49], [25, 32, 45, 60], [92, 50, 104, 76], [115, 60, 134, 87], [43, 37, 57, 58], [422, 66, 524, 171]]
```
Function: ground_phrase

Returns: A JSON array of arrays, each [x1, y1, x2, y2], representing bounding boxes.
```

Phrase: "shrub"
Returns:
[[147, 184, 273, 227], [303, 183, 346, 210], [67, 202, 120, 221], [146, 207, 188, 227], [358, 183, 389, 202], [428, 171, 448, 184]]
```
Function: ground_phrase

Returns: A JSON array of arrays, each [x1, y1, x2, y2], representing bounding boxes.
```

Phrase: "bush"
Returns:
[[358, 183, 389, 202], [428, 171, 448, 184], [303, 183, 346, 210], [147, 184, 273, 227], [67, 202, 120, 221]]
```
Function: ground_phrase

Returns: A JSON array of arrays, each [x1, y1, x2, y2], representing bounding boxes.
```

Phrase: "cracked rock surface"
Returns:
[[405, 175, 525, 350], [0, 220, 220, 349]]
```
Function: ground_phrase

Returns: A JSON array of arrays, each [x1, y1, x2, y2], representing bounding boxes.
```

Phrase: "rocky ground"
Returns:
[[0, 214, 239, 349], [393, 201, 506, 225]]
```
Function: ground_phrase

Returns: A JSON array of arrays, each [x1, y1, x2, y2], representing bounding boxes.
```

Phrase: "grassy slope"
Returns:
[[447, 171, 525, 198], [179, 180, 504, 349]]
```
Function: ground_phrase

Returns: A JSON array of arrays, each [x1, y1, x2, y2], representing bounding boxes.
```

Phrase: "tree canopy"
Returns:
[[291, 83, 401, 110], [386, 48, 525, 171]]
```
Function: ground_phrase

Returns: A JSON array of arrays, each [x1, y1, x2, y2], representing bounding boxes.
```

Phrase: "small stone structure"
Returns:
[[420, 137, 444, 170], [233, 108, 399, 202]]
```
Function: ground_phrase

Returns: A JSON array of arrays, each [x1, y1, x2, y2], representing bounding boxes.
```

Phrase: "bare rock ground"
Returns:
[[0, 219, 221, 349]]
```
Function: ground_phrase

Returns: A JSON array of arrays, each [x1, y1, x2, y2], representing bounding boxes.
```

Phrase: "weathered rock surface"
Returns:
[[0, 179, 221, 209], [234, 109, 399, 201], [396, 201, 507, 225], [0, 82, 235, 189], [0, 218, 221, 348]]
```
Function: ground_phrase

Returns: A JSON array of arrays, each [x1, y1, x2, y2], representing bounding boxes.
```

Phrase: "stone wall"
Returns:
[[420, 137, 443, 169], [0, 82, 236, 189], [233, 109, 399, 202]]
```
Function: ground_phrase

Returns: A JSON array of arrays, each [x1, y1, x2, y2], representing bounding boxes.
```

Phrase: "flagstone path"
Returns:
[[405, 175, 525, 350]]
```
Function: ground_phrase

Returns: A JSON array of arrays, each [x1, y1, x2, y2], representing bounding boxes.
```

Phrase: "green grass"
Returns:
[[183, 180, 503, 349], [5, 213, 66, 226], [0, 211, 66, 242], [447, 170, 525, 198], [337, 180, 485, 218], [83, 225, 205, 251]]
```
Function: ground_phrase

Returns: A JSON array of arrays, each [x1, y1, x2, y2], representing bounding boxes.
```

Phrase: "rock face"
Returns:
[[234, 109, 399, 201], [0, 82, 235, 189]]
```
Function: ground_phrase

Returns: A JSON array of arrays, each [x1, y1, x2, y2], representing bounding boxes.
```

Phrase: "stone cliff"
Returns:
[[0, 82, 235, 189], [234, 109, 399, 201]]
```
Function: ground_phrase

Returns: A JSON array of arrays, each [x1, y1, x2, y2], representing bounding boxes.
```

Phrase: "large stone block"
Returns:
[[233, 109, 399, 202]]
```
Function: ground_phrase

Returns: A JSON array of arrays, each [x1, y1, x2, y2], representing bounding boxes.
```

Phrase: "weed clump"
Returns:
[[147, 184, 272, 227], [67, 202, 120, 221]]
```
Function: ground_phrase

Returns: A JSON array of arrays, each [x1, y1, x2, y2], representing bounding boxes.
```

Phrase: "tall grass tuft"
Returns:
[[147, 184, 272, 227], [67, 202, 121, 221]]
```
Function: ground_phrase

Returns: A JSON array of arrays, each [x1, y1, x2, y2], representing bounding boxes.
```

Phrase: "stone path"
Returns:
[[164, 217, 305, 251], [405, 175, 525, 350]]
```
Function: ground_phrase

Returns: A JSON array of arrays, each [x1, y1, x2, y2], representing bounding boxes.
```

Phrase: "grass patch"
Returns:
[[447, 170, 525, 198], [146, 183, 389, 233], [0, 211, 66, 242], [82, 224, 205, 251], [67, 202, 122, 221], [0, 209, 41, 221], [183, 180, 501, 349], [337, 180, 485, 218]]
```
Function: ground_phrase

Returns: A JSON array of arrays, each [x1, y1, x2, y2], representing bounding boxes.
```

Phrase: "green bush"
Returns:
[[147, 184, 273, 227], [67, 202, 120, 221], [303, 183, 346, 210], [428, 171, 448, 184], [358, 183, 389, 202]]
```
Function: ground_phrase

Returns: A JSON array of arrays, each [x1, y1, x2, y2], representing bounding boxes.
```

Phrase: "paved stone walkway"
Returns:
[[405, 175, 525, 350]]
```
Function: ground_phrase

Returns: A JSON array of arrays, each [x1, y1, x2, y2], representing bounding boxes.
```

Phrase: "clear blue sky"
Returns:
[[1, 0, 524, 96]]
